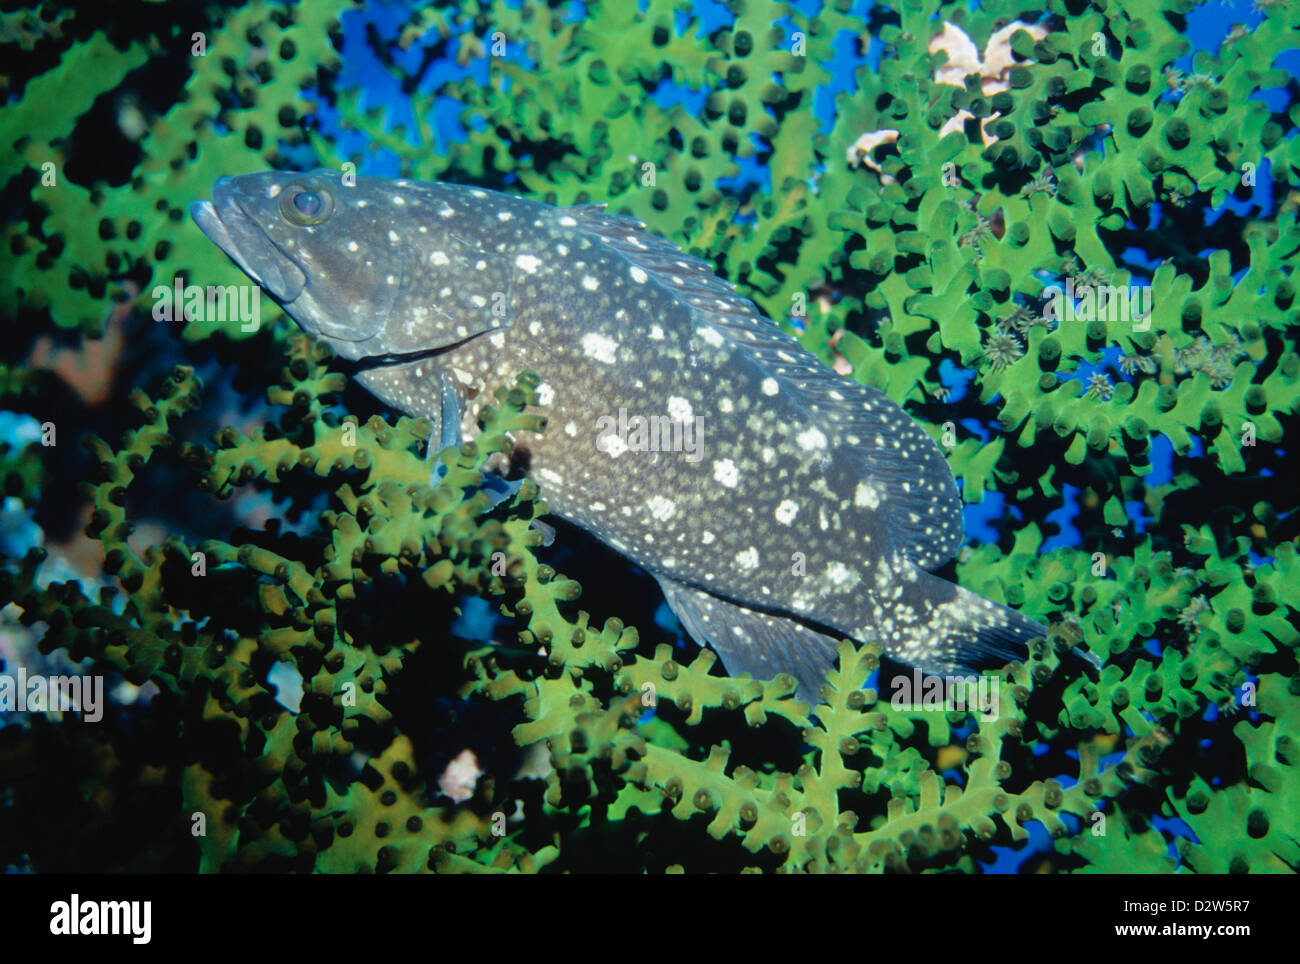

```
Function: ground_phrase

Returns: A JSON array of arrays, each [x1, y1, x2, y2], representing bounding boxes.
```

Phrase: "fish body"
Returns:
[[192, 171, 1051, 699]]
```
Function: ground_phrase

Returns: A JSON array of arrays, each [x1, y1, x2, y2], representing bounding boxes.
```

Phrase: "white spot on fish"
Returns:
[[538, 468, 563, 486], [719, 398, 734, 414], [559, 216, 578, 227], [581, 332, 619, 364], [516, 254, 541, 274], [498, 211, 512, 221], [667, 396, 693, 422], [430, 250, 449, 266], [701, 531, 715, 544], [761, 378, 779, 396], [388, 230, 399, 243], [735, 547, 759, 571], [630, 266, 648, 284], [537, 382, 554, 405], [646, 495, 676, 522], [775, 499, 798, 525], [713, 458, 739, 488], [597, 433, 628, 458], [825, 562, 858, 588], [855, 480, 882, 510], [582, 276, 599, 291], [796, 427, 828, 451], [697, 326, 724, 348], [649, 325, 664, 341]]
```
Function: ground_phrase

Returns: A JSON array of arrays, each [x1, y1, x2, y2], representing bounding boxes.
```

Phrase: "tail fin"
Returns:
[[875, 570, 1103, 678]]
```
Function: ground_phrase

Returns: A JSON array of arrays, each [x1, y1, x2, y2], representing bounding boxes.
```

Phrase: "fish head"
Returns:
[[190, 170, 402, 356], [193, 170, 507, 361]]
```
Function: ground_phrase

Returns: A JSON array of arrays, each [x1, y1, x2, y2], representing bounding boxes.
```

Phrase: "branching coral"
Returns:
[[1, 1, 350, 339], [0, 344, 1187, 872], [0, 332, 1291, 873]]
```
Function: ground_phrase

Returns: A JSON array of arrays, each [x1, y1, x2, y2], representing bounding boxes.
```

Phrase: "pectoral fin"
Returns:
[[437, 369, 463, 450], [425, 370, 464, 484]]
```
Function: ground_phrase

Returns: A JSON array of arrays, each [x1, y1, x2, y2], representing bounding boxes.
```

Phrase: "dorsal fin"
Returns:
[[568, 203, 964, 571]]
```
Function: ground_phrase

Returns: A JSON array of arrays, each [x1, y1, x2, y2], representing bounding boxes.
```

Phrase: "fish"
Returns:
[[191, 170, 1068, 702]]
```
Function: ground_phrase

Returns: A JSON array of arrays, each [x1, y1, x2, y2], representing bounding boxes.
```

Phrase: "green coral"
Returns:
[[1, 1, 350, 338], [7, 340, 557, 871], [1, 333, 1290, 873], [826, 1, 1300, 486]]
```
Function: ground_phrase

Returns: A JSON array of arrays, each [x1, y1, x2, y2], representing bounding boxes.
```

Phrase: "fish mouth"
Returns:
[[190, 178, 307, 303], [341, 326, 497, 372]]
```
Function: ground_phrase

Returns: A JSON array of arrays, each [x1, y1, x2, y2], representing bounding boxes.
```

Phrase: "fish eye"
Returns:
[[279, 183, 334, 226]]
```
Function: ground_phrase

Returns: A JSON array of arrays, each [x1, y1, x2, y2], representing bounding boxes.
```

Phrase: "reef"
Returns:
[[0, 0, 1298, 873]]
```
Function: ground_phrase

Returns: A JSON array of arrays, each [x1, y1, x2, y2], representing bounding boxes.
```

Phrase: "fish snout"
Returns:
[[190, 179, 307, 303]]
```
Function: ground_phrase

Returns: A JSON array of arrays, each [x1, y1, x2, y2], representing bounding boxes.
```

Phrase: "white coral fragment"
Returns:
[[846, 129, 901, 183], [930, 20, 1049, 144]]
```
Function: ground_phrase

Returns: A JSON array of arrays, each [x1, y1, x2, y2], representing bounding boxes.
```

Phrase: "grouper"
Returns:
[[192, 170, 1058, 701]]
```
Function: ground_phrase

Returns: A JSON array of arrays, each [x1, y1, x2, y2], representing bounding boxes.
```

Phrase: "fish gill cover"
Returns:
[[0, 0, 1295, 875]]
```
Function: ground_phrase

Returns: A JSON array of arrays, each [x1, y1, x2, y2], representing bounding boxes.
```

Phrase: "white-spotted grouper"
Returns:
[[192, 170, 1070, 701]]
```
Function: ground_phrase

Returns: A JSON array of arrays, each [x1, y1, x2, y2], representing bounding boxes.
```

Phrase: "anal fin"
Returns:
[[658, 577, 841, 703]]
